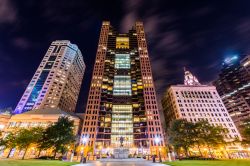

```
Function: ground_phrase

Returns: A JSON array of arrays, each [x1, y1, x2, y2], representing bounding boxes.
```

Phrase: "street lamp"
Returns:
[[99, 145, 102, 159], [154, 137, 162, 163], [80, 135, 88, 163], [167, 144, 172, 162]]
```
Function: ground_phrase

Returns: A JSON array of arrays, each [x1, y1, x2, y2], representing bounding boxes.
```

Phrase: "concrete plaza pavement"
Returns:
[[73, 158, 168, 166]]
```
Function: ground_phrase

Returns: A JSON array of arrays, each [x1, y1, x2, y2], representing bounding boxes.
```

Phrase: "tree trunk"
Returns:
[[53, 150, 57, 159], [37, 149, 41, 158], [6, 148, 13, 158], [207, 146, 214, 158], [184, 147, 189, 157], [22, 148, 28, 160], [197, 144, 203, 157], [224, 145, 231, 159]]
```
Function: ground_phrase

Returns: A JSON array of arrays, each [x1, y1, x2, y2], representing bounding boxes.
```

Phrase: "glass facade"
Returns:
[[23, 70, 49, 112], [111, 49, 133, 147], [111, 105, 133, 147], [113, 76, 132, 96], [115, 54, 130, 69]]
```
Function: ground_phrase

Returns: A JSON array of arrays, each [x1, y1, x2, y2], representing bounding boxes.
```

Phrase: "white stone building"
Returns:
[[162, 69, 241, 141]]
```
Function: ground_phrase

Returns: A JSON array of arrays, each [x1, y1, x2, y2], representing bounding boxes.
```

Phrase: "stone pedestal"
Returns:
[[113, 148, 129, 159]]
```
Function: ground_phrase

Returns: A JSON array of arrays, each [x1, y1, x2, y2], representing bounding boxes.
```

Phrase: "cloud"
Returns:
[[120, 0, 142, 32], [236, 19, 250, 38], [0, 0, 16, 24], [120, 0, 191, 96], [120, 12, 137, 33], [12, 37, 32, 49], [189, 6, 214, 18]]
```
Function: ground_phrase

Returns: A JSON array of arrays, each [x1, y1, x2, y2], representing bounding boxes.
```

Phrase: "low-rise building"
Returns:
[[0, 113, 11, 134], [1, 108, 83, 158], [5, 108, 82, 135]]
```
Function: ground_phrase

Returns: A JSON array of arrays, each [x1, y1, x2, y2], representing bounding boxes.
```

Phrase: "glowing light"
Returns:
[[154, 137, 160, 144], [224, 55, 238, 64], [184, 69, 200, 86], [82, 135, 89, 144], [243, 60, 250, 67]]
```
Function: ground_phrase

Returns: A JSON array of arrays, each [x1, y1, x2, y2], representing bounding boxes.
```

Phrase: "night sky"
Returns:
[[1, 0, 250, 113]]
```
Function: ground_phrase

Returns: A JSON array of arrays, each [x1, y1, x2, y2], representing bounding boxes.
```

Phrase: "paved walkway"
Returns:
[[73, 158, 167, 166]]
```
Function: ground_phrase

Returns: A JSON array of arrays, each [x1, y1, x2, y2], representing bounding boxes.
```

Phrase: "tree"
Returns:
[[0, 107, 12, 114], [36, 130, 52, 157], [200, 122, 227, 158], [169, 119, 229, 158], [16, 127, 43, 160], [240, 118, 250, 144], [168, 119, 196, 157], [1, 131, 18, 158], [43, 116, 75, 159], [193, 120, 208, 157]]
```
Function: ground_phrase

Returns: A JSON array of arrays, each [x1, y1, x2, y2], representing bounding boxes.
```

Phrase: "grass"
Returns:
[[164, 159, 250, 166], [0, 159, 79, 166]]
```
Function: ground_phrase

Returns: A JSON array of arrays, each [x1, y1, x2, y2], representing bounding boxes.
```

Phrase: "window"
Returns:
[[116, 37, 129, 49], [111, 105, 133, 147], [113, 76, 132, 95], [115, 54, 130, 69]]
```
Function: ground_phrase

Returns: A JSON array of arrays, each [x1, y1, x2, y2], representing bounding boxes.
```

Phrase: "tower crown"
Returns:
[[184, 68, 200, 86]]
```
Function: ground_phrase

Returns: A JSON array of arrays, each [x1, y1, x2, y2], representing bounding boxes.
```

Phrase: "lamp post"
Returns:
[[167, 144, 172, 162], [80, 135, 88, 163], [99, 145, 102, 159], [154, 137, 162, 163]]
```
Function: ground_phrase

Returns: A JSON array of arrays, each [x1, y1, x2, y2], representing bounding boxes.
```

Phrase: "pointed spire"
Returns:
[[184, 68, 200, 86]]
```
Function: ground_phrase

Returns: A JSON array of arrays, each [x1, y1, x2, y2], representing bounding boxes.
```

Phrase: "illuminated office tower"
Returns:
[[214, 55, 250, 128], [14, 40, 85, 114], [81, 21, 165, 156], [162, 69, 241, 141]]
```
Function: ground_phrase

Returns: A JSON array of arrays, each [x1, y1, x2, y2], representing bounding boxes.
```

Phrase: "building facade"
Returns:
[[214, 55, 250, 128], [1, 108, 82, 158], [81, 21, 165, 155], [14, 40, 85, 114], [5, 108, 82, 135], [0, 113, 11, 134], [162, 70, 241, 141]]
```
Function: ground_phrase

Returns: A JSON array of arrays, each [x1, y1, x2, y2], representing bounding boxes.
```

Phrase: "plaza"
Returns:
[[0, 158, 250, 166]]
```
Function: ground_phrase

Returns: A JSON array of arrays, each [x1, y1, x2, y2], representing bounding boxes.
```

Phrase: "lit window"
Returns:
[[113, 76, 132, 96]]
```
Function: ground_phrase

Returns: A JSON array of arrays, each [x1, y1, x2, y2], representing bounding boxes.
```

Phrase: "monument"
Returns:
[[113, 137, 129, 159]]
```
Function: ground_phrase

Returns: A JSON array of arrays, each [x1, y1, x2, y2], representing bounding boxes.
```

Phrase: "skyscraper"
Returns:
[[162, 69, 241, 141], [14, 40, 85, 114], [81, 21, 165, 156], [214, 55, 250, 128]]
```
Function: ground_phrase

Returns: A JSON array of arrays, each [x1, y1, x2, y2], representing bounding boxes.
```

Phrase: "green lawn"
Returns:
[[0, 159, 79, 166], [164, 159, 250, 166]]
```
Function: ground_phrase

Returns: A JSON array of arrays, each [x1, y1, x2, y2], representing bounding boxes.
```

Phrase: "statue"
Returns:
[[119, 136, 124, 147]]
